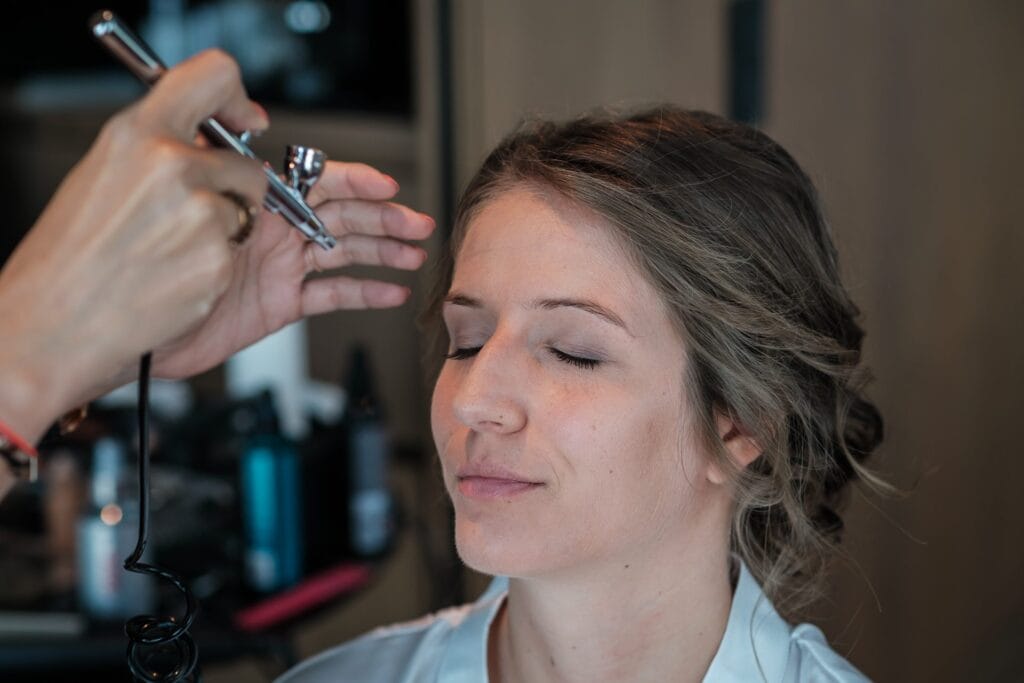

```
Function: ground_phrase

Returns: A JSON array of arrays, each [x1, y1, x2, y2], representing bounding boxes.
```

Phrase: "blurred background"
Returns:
[[0, 1, 1021, 681]]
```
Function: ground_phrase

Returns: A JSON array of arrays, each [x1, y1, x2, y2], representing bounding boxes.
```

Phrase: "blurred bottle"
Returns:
[[76, 437, 154, 619], [344, 346, 394, 558], [238, 391, 304, 592]]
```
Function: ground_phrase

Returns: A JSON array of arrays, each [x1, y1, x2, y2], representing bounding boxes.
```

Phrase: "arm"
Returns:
[[0, 49, 434, 488], [0, 49, 268, 444]]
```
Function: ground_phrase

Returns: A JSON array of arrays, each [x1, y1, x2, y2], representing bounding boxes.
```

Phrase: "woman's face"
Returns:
[[432, 186, 718, 579]]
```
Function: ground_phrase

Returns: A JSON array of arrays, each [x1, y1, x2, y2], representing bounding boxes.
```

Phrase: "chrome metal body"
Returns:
[[89, 10, 336, 251]]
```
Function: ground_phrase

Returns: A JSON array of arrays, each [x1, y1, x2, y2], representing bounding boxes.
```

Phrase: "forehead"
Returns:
[[452, 186, 673, 335], [456, 188, 635, 291]]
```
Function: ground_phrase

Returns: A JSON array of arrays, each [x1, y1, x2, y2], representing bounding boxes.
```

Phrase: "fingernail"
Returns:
[[253, 102, 270, 130], [385, 174, 400, 190]]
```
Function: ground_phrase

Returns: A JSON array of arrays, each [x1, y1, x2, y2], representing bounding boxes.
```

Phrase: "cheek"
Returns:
[[552, 380, 678, 459], [430, 366, 458, 460], [551, 384, 692, 511], [545, 385, 645, 488]]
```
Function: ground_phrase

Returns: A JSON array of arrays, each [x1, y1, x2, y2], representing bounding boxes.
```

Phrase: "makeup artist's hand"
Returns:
[[0, 49, 268, 444], [149, 162, 435, 380]]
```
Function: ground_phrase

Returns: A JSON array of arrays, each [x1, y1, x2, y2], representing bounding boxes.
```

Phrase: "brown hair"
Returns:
[[424, 107, 884, 617]]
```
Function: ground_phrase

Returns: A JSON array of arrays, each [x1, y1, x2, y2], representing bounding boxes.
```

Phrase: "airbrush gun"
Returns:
[[89, 10, 337, 251]]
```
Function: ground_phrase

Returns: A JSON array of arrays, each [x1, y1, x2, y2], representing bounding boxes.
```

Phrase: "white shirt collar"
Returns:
[[437, 562, 794, 682], [702, 561, 792, 682]]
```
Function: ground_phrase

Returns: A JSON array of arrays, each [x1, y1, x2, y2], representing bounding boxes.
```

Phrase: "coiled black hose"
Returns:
[[123, 353, 200, 682]]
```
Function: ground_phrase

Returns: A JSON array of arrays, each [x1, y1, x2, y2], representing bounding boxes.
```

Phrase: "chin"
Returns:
[[454, 516, 519, 576], [453, 511, 587, 579], [454, 515, 548, 578]]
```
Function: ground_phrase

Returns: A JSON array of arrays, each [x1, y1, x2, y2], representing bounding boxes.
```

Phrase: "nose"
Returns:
[[450, 335, 527, 435]]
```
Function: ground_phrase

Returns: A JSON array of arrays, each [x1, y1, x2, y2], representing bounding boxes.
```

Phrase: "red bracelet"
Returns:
[[0, 418, 38, 458], [0, 418, 38, 483]]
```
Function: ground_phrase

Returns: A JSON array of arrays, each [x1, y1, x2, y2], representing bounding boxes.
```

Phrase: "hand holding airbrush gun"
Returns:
[[0, 43, 434, 456]]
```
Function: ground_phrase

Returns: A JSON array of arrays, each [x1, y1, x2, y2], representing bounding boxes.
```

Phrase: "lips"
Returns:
[[455, 463, 543, 500]]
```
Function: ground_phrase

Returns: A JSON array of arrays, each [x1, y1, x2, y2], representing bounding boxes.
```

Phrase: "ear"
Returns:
[[706, 410, 763, 485]]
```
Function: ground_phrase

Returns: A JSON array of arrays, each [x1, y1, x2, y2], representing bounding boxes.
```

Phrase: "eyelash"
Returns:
[[444, 346, 601, 370], [549, 348, 600, 370], [445, 347, 481, 361]]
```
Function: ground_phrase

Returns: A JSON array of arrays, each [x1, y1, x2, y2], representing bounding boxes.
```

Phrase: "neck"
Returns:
[[489, 518, 734, 683]]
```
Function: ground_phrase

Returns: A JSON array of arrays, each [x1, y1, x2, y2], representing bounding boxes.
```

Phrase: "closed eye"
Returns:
[[445, 346, 481, 360], [444, 345, 601, 370], [549, 347, 600, 370]]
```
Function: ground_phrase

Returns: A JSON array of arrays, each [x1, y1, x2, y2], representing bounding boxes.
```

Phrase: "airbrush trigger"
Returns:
[[285, 145, 326, 199]]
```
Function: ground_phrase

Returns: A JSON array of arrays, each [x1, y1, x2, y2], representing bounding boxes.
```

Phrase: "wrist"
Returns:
[[0, 346, 67, 445], [0, 237, 140, 442], [0, 290, 93, 444], [0, 257, 74, 441]]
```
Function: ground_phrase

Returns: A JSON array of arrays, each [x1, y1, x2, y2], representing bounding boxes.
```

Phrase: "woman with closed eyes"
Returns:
[[279, 107, 883, 683]]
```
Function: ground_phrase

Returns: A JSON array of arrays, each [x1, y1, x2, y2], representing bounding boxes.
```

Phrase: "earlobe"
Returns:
[[706, 411, 763, 485]]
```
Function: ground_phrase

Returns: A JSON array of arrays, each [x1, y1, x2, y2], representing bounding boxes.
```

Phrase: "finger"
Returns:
[[316, 199, 436, 241], [141, 49, 269, 142], [306, 235, 427, 272], [305, 162, 400, 206], [186, 148, 268, 210], [302, 277, 411, 314]]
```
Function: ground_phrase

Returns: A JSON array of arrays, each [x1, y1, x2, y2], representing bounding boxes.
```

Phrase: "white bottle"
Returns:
[[76, 438, 154, 619]]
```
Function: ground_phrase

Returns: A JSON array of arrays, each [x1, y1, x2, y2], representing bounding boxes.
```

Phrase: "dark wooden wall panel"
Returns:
[[769, 2, 1024, 680]]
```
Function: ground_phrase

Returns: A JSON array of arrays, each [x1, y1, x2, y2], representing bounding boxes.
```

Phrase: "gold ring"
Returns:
[[225, 193, 258, 246]]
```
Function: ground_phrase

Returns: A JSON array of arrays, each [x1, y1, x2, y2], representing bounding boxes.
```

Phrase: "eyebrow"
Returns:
[[444, 292, 633, 335]]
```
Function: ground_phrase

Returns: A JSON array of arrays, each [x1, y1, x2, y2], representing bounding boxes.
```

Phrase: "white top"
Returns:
[[277, 563, 869, 682]]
